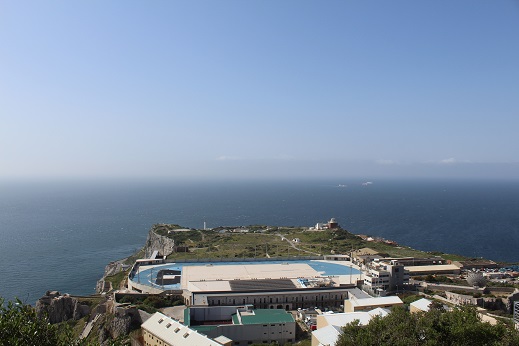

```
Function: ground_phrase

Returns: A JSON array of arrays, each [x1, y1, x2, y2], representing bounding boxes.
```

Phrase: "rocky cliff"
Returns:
[[35, 291, 90, 324], [96, 225, 176, 293], [144, 226, 176, 257]]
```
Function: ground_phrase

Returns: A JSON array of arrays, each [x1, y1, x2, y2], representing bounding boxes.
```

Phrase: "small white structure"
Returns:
[[344, 294, 403, 313], [410, 298, 432, 313], [363, 260, 409, 293], [311, 307, 390, 346]]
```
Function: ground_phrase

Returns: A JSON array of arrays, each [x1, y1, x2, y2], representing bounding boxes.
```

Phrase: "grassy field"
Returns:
[[151, 224, 468, 262]]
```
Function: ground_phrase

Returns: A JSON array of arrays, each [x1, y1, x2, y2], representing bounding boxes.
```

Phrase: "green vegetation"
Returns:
[[427, 251, 468, 262], [117, 294, 183, 314], [105, 270, 129, 290], [336, 305, 519, 346], [0, 297, 74, 346], [0, 297, 130, 346], [399, 293, 423, 305], [123, 248, 146, 266], [157, 223, 456, 261]]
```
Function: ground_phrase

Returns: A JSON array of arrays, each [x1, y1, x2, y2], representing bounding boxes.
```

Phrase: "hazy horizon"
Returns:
[[1, 1, 518, 180]]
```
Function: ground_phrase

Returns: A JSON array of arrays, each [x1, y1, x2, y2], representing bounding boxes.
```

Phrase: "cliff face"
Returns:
[[96, 226, 175, 293], [144, 227, 175, 257], [35, 291, 90, 324], [96, 261, 125, 293]]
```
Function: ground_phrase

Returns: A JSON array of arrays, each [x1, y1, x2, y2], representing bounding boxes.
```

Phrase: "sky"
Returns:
[[1, 1, 518, 180]]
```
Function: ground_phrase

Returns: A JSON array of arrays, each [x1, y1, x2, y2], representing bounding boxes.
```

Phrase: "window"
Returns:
[[183, 332, 189, 338], [166, 323, 171, 328], [174, 327, 180, 333], [158, 318, 164, 324]]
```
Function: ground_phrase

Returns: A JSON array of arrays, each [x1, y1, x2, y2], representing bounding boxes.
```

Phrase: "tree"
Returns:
[[0, 297, 73, 346], [336, 305, 519, 346], [0, 297, 128, 346]]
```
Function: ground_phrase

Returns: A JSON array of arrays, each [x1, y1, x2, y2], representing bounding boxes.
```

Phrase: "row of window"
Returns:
[[208, 294, 344, 305]]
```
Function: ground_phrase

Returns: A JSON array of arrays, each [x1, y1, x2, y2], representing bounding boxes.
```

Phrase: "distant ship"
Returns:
[[362, 181, 373, 186], [337, 184, 347, 188]]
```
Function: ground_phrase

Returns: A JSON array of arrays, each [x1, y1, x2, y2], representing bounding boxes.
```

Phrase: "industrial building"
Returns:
[[128, 259, 362, 310], [362, 260, 410, 293], [185, 305, 296, 345]]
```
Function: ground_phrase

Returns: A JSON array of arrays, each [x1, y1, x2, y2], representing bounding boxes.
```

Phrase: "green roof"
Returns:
[[184, 308, 191, 326], [233, 309, 295, 325]]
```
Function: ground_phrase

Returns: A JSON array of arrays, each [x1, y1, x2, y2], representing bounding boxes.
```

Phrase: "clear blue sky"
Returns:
[[1, 1, 518, 180]]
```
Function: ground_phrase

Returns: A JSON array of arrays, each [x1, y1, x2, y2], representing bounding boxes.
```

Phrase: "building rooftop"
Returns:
[[350, 296, 403, 308], [313, 308, 390, 346], [141, 312, 223, 346], [410, 298, 432, 312], [232, 309, 295, 325], [347, 287, 372, 300], [312, 325, 342, 346], [214, 335, 233, 344], [405, 264, 460, 273], [182, 263, 317, 285]]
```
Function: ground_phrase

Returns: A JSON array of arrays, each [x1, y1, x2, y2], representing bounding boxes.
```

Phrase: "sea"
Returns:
[[1, 178, 518, 305]]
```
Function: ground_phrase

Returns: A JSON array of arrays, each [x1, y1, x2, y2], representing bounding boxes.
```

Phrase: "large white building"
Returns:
[[363, 260, 409, 293], [128, 259, 362, 310]]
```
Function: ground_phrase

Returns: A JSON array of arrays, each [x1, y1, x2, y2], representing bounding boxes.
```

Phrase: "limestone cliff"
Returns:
[[96, 225, 175, 293], [35, 291, 90, 324], [144, 225, 175, 257]]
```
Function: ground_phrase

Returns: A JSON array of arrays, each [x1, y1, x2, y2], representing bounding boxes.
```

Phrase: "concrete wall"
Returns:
[[202, 321, 296, 346], [190, 306, 241, 322], [128, 279, 164, 294], [198, 287, 353, 310]]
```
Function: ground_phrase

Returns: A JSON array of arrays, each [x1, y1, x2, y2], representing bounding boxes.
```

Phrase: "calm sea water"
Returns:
[[1, 178, 518, 304]]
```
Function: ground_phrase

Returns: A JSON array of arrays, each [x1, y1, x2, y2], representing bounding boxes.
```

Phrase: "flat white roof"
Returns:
[[406, 264, 460, 273], [188, 280, 232, 292], [350, 296, 403, 308], [348, 287, 371, 300], [321, 311, 373, 326], [214, 335, 233, 344], [181, 263, 317, 287]]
